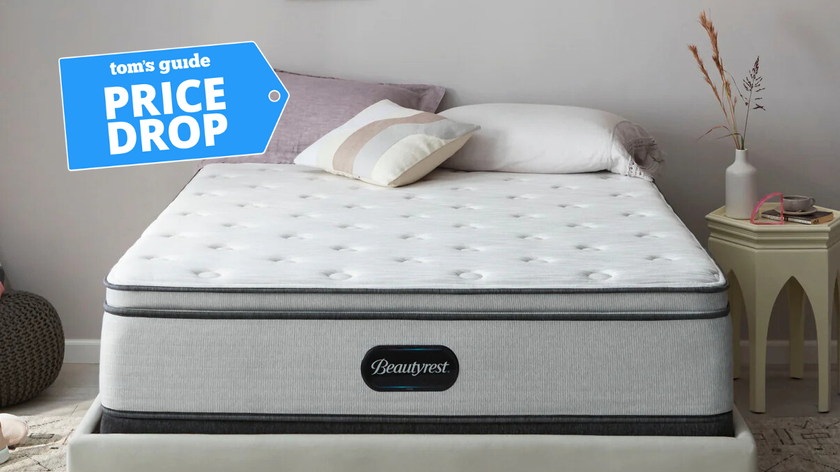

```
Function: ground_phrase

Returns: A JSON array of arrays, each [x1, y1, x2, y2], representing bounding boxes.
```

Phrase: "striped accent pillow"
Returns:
[[294, 100, 479, 187]]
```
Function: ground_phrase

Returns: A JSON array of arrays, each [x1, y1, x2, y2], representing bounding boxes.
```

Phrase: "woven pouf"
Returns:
[[0, 291, 64, 407]]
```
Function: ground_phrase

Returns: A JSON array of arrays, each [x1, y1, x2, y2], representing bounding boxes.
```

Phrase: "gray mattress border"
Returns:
[[100, 407, 735, 437], [103, 304, 730, 321], [103, 278, 729, 295]]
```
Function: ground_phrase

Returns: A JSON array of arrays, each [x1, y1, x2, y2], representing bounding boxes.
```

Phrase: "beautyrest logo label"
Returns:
[[59, 42, 289, 170], [369, 358, 451, 377], [361, 345, 460, 392]]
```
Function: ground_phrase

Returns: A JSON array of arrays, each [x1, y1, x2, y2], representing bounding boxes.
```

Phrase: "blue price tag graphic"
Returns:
[[59, 42, 288, 170]]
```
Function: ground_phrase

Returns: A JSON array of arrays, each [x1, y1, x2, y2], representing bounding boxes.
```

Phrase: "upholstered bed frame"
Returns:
[[68, 397, 756, 472]]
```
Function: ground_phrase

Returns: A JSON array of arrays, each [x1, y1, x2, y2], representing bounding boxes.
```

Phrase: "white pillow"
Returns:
[[438, 104, 663, 180]]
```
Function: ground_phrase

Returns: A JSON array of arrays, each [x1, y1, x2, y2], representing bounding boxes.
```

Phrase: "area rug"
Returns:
[[748, 416, 840, 471], [2, 416, 81, 472]]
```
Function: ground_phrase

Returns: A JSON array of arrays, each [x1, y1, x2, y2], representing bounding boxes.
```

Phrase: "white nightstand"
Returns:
[[706, 205, 840, 413]]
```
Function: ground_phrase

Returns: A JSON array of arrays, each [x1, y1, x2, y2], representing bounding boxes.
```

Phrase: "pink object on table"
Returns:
[[0, 280, 4, 298], [750, 192, 784, 225]]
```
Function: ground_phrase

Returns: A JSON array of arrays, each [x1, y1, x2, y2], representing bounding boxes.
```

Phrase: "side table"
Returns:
[[706, 205, 840, 413]]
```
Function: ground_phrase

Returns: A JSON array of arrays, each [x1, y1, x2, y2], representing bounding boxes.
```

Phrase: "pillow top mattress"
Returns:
[[100, 164, 732, 436]]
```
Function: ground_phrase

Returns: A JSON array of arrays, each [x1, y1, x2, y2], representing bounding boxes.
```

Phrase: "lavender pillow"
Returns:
[[204, 71, 445, 166]]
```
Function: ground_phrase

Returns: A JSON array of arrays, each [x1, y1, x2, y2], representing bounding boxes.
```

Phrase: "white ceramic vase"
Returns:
[[724, 149, 757, 219]]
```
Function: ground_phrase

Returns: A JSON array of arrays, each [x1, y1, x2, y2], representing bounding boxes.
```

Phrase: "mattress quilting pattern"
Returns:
[[106, 164, 724, 294]]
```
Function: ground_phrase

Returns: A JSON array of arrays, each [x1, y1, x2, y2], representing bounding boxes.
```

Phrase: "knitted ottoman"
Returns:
[[0, 289, 65, 407]]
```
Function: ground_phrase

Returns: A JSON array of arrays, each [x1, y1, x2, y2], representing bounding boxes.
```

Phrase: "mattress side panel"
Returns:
[[99, 313, 732, 417], [103, 288, 729, 317]]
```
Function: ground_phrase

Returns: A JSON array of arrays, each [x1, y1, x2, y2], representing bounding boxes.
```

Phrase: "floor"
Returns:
[[736, 364, 840, 420], [2, 364, 98, 418], [5, 363, 840, 420]]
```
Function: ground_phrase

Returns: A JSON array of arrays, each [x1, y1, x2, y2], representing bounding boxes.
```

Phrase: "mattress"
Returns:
[[100, 163, 732, 436]]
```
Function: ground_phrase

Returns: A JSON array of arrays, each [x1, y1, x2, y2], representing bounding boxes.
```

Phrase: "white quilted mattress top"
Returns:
[[106, 163, 724, 293]]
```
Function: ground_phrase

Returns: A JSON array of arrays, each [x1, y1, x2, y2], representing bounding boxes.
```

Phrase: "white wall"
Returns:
[[1, 0, 838, 344]]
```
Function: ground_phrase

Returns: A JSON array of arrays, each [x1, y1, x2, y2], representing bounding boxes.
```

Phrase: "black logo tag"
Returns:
[[361, 345, 459, 392]]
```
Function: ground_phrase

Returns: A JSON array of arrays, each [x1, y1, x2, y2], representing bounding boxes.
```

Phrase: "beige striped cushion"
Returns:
[[294, 100, 479, 187]]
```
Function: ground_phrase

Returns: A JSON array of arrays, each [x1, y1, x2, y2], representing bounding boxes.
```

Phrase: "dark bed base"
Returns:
[[100, 408, 734, 437]]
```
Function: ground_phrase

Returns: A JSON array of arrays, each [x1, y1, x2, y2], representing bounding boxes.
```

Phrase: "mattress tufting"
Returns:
[[100, 163, 732, 436], [105, 164, 726, 313]]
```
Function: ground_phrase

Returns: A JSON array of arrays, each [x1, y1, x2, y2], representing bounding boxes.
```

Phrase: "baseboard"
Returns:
[[740, 339, 838, 366], [65, 339, 100, 364], [65, 338, 831, 366]]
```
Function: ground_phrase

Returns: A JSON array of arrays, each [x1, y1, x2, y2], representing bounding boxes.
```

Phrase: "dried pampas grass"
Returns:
[[688, 10, 765, 150]]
